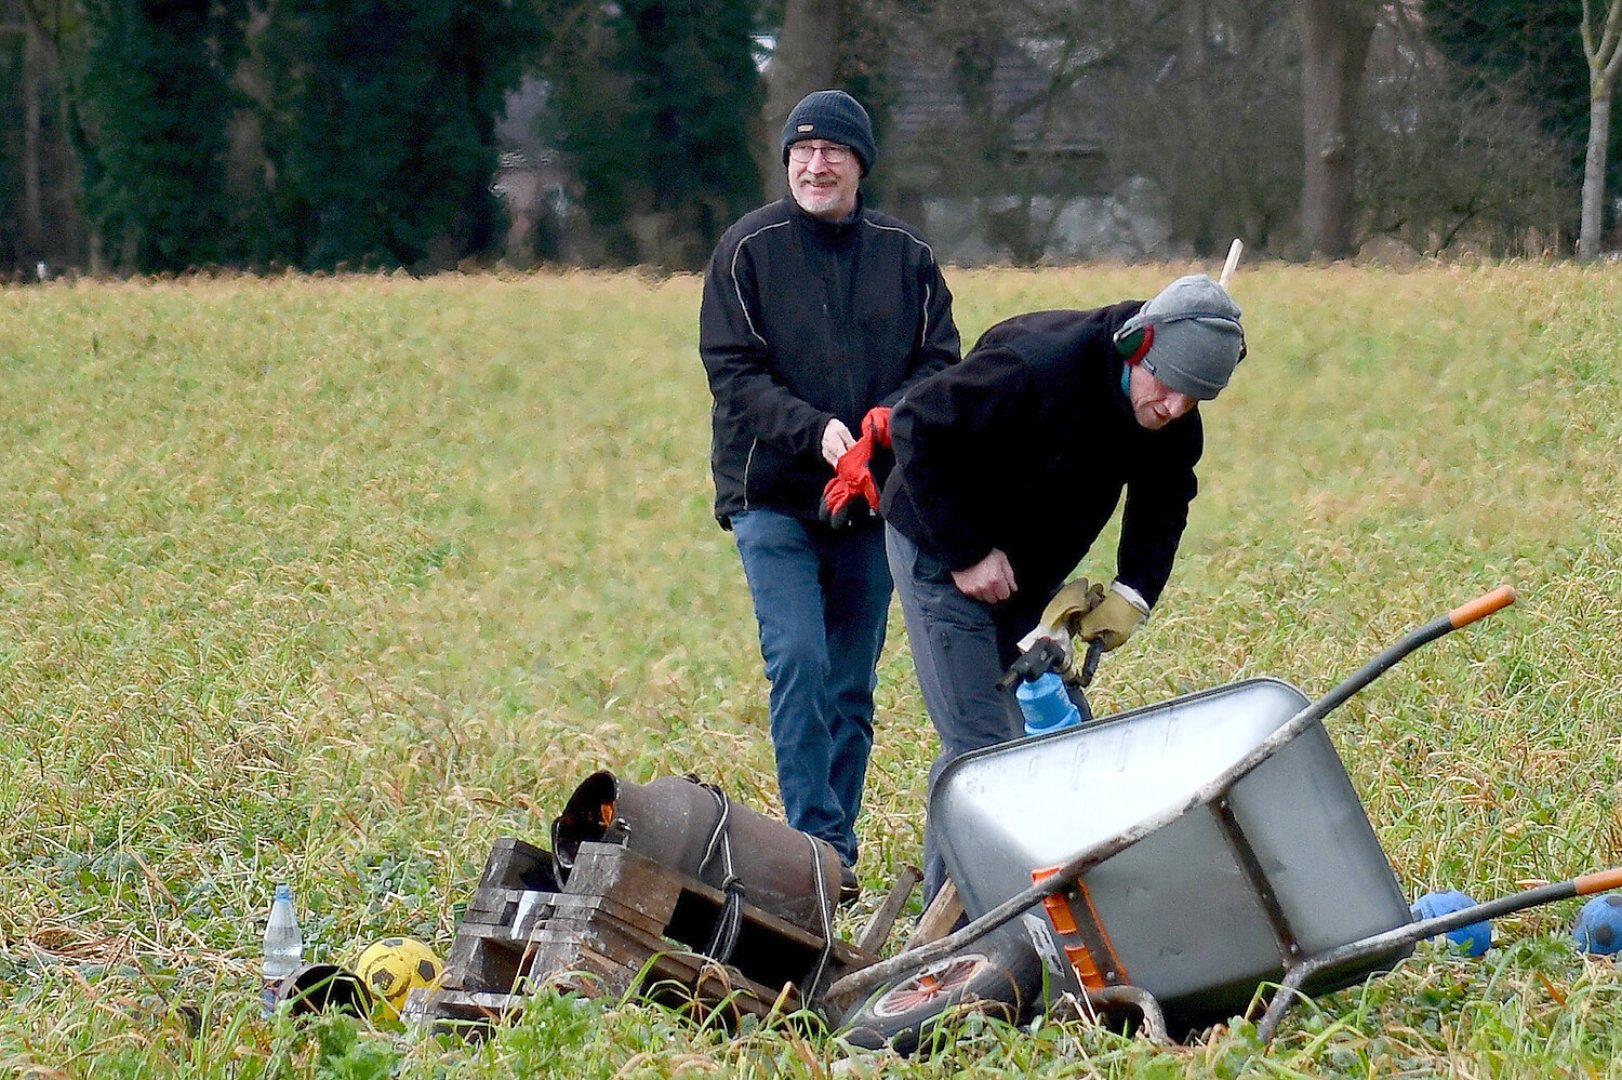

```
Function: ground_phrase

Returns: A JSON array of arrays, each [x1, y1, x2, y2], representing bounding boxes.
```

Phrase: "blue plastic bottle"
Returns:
[[1017, 672, 1084, 736]]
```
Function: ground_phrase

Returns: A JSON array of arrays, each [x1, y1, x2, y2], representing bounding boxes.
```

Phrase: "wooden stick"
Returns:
[[1220, 238, 1243, 287], [856, 865, 921, 956], [901, 879, 964, 951]]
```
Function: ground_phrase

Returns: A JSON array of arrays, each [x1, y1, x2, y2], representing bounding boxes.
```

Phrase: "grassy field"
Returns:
[[1, 260, 1619, 1077]]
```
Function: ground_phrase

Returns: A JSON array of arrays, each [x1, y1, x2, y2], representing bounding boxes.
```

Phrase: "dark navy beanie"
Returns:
[[781, 90, 876, 177]]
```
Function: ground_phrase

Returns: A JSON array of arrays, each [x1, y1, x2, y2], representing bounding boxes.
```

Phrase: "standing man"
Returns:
[[699, 90, 960, 900], [878, 274, 1247, 899]]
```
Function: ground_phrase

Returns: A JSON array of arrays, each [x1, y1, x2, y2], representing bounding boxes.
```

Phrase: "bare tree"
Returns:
[[1, 12, 45, 264], [1580, 0, 1622, 261], [1299, 0, 1375, 257], [1358, 11, 1573, 257], [767, 0, 843, 121], [760, 0, 844, 195], [7, 0, 88, 272], [1135, 0, 1304, 257], [20, 17, 47, 261]]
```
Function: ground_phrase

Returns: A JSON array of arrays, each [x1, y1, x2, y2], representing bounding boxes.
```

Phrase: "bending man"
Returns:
[[879, 274, 1247, 899]]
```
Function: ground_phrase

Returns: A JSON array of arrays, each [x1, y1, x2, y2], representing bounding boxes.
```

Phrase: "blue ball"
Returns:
[[1411, 889, 1492, 957], [1573, 893, 1622, 955]]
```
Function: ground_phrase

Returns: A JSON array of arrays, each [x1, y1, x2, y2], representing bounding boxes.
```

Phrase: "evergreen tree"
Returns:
[[0, 27, 19, 268], [74, 0, 244, 272], [545, 0, 762, 267], [261, 0, 544, 270]]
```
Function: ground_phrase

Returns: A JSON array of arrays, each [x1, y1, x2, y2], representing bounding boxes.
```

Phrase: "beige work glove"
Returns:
[[1077, 585, 1149, 652], [1016, 578, 1106, 683], [1039, 578, 1107, 637]]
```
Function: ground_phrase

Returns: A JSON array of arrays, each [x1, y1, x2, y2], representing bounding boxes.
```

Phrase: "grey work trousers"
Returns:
[[885, 524, 1061, 901]]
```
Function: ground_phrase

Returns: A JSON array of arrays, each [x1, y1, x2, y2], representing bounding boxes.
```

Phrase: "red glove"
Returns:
[[820, 407, 892, 529], [861, 404, 891, 447]]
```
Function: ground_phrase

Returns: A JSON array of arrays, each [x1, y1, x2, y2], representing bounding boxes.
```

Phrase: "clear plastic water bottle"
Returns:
[[1017, 672, 1084, 736], [261, 884, 304, 1015]]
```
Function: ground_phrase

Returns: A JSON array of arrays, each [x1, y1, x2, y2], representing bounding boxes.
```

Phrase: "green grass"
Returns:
[[1, 261, 1620, 1077]]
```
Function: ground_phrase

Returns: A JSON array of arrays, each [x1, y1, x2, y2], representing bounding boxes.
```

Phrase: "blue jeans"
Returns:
[[885, 525, 1057, 901], [732, 510, 892, 866]]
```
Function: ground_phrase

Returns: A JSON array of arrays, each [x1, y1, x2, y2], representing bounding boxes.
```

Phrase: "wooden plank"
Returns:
[[463, 887, 557, 930], [415, 958, 779, 1029], [519, 940, 611, 996], [541, 897, 814, 996], [439, 933, 532, 994], [903, 879, 963, 950], [407, 987, 522, 1017], [563, 843, 686, 924], [528, 917, 686, 982], [567, 843, 871, 970], [857, 864, 920, 956], [565, 843, 792, 938], [429, 836, 882, 1031], [532, 939, 636, 998], [477, 837, 558, 892], [527, 912, 788, 1010], [439, 889, 558, 992], [450, 895, 664, 956], [439, 888, 554, 992], [545, 893, 668, 939]]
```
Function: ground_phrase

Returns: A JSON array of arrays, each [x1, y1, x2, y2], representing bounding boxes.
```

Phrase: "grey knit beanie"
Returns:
[[1119, 274, 1246, 399], [781, 90, 876, 177]]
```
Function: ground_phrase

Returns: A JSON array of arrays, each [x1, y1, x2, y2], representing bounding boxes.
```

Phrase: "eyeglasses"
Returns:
[[789, 141, 853, 165]]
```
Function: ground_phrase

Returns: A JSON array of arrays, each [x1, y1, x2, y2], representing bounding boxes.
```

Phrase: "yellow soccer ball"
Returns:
[[354, 936, 443, 1018]]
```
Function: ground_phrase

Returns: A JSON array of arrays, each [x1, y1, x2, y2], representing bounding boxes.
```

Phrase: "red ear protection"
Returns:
[[1114, 323, 1154, 365]]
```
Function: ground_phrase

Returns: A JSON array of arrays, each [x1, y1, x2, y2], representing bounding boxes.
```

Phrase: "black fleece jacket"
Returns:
[[699, 196, 960, 527], [880, 303, 1202, 609]]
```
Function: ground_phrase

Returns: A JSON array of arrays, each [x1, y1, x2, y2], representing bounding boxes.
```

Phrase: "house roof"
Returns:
[[885, 25, 1106, 155]]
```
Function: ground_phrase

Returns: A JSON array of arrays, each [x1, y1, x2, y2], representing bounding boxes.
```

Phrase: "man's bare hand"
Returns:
[[822, 418, 856, 466], [952, 548, 1017, 603]]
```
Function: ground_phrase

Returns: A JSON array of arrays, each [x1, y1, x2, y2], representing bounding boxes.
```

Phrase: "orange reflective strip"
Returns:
[[1034, 864, 1114, 990], [1063, 944, 1106, 989], [1042, 894, 1079, 934]]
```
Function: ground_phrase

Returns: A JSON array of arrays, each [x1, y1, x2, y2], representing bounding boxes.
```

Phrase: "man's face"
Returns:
[[1128, 363, 1199, 430], [787, 140, 860, 220]]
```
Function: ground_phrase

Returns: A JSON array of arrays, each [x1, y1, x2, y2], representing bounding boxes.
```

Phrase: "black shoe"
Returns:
[[838, 864, 860, 906]]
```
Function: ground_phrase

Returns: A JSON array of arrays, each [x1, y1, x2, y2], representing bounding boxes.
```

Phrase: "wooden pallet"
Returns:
[[408, 835, 880, 1033]]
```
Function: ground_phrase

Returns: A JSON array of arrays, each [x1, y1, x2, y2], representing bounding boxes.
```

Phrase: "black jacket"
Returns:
[[880, 303, 1202, 609], [699, 196, 960, 527]]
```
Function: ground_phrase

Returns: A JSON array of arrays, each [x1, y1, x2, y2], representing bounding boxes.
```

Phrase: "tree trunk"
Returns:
[[22, 17, 46, 260], [1581, 93, 1614, 261], [1579, 0, 1622, 262], [1298, 0, 1375, 259], [759, 0, 842, 198], [89, 222, 105, 278], [17, 0, 92, 271]]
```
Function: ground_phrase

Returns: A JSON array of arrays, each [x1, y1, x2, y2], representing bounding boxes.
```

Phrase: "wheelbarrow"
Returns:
[[830, 585, 1622, 1050]]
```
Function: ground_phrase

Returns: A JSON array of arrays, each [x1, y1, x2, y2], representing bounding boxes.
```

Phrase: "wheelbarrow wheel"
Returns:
[[835, 918, 1048, 1056]]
